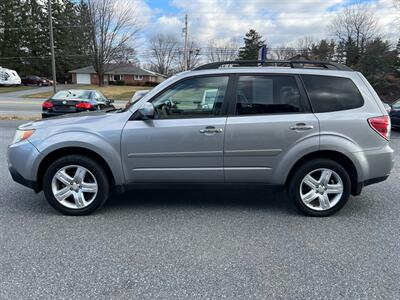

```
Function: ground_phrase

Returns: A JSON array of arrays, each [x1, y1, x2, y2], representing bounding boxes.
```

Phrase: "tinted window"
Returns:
[[151, 76, 228, 119], [235, 75, 302, 115], [301, 75, 364, 113]]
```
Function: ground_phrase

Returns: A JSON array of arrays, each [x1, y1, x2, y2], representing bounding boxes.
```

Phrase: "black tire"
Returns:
[[288, 158, 351, 217], [43, 155, 110, 215]]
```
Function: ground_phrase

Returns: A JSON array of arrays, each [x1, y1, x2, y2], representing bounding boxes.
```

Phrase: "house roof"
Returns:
[[69, 64, 155, 76]]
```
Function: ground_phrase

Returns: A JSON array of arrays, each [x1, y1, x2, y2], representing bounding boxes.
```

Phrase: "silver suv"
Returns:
[[7, 60, 394, 216]]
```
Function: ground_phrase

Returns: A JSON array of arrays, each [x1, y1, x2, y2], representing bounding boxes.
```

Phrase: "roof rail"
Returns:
[[193, 60, 353, 71]]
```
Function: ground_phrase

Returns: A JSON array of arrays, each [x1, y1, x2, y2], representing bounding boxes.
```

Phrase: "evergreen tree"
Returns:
[[0, 0, 24, 71], [238, 29, 265, 60], [311, 39, 335, 61]]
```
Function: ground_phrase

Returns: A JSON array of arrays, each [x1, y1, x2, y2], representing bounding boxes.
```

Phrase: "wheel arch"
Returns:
[[285, 150, 359, 195], [36, 147, 116, 192]]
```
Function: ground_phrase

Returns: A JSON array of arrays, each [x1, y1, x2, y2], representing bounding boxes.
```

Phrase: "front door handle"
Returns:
[[199, 126, 223, 134], [289, 123, 314, 131]]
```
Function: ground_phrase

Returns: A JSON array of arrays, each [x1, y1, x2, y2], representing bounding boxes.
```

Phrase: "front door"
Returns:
[[121, 75, 231, 183], [224, 74, 319, 183]]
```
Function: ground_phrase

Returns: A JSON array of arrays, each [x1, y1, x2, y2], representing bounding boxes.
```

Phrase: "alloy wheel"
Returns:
[[51, 165, 98, 209], [299, 168, 344, 211]]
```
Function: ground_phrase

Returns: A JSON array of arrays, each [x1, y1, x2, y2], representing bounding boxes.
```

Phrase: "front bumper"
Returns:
[[7, 139, 42, 192], [8, 165, 38, 191]]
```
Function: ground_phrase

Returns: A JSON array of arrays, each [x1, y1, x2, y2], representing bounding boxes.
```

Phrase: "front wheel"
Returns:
[[43, 155, 110, 215], [288, 158, 351, 217]]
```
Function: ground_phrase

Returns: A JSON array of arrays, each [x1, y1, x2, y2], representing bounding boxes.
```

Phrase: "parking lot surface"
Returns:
[[0, 120, 399, 299]]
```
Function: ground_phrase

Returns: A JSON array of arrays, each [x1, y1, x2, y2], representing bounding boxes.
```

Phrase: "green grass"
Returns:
[[0, 86, 37, 93], [24, 84, 149, 100]]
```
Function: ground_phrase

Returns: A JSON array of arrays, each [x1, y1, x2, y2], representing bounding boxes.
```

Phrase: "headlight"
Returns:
[[11, 129, 35, 144]]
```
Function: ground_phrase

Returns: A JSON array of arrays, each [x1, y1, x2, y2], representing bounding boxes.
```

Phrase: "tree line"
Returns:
[[0, 0, 399, 98]]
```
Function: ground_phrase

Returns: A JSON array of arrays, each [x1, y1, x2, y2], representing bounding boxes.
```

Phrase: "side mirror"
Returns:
[[108, 99, 115, 103], [138, 102, 155, 119]]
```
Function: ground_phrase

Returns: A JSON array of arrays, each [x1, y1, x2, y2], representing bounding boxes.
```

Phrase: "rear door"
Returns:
[[224, 74, 319, 183]]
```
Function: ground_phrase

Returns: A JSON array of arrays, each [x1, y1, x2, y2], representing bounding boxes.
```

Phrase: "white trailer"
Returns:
[[0, 67, 21, 86]]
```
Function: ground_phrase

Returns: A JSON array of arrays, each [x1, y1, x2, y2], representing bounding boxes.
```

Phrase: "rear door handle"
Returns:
[[289, 123, 314, 131], [199, 126, 223, 134]]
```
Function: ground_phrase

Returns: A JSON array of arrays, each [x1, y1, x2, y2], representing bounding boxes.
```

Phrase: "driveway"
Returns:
[[0, 121, 399, 299]]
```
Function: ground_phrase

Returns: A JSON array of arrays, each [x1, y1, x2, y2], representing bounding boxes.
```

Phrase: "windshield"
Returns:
[[52, 90, 91, 100], [131, 90, 149, 104]]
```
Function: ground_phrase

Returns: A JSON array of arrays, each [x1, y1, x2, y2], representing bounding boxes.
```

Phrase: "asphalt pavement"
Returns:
[[0, 120, 399, 299]]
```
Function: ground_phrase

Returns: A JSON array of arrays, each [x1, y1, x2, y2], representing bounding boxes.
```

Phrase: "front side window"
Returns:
[[301, 75, 364, 113], [235, 75, 302, 115], [150, 76, 229, 119]]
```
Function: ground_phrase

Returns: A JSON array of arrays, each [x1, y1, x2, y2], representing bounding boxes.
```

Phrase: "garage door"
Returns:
[[76, 74, 91, 84]]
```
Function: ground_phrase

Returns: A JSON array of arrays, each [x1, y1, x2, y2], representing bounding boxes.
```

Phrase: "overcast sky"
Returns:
[[132, 0, 398, 57]]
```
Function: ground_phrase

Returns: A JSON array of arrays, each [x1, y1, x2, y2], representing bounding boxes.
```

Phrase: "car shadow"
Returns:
[[101, 188, 296, 216]]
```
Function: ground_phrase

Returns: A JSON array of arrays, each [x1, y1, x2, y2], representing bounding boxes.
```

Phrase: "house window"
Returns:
[[112, 74, 123, 81], [134, 75, 144, 81]]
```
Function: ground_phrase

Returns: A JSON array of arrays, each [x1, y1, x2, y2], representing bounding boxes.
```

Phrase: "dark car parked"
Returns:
[[21, 75, 50, 86], [390, 99, 400, 129], [42, 89, 115, 118]]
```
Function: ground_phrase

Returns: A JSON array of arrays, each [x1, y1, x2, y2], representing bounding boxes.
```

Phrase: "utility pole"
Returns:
[[183, 14, 188, 71], [48, 0, 57, 94]]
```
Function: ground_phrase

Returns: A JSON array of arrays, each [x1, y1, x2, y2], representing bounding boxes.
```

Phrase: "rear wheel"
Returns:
[[288, 158, 351, 217], [43, 155, 110, 215]]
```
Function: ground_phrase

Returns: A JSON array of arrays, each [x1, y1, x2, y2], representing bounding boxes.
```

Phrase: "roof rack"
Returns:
[[193, 60, 353, 71]]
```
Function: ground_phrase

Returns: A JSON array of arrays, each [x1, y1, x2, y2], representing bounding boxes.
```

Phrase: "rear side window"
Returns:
[[301, 75, 364, 113], [235, 75, 302, 115]]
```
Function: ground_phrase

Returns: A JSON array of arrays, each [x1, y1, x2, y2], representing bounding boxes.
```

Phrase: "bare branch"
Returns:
[[86, 0, 140, 86]]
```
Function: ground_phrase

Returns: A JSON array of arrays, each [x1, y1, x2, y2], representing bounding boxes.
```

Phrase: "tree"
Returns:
[[310, 40, 336, 61], [329, 3, 378, 67], [176, 40, 201, 71], [238, 29, 265, 60], [273, 45, 298, 60], [207, 39, 239, 62], [296, 36, 314, 58], [148, 34, 178, 76], [359, 38, 398, 82], [86, 0, 139, 86], [0, 0, 24, 71]]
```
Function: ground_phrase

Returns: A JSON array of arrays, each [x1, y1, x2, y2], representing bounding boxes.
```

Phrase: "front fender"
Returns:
[[30, 131, 125, 186]]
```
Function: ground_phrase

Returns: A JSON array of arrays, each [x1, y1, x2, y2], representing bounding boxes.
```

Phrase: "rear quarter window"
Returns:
[[301, 75, 364, 113]]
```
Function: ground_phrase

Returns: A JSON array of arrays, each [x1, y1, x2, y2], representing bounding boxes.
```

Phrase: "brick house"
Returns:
[[69, 63, 166, 86]]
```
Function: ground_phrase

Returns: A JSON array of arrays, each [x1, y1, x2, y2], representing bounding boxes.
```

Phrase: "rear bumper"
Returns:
[[352, 175, 389, 196], [351, 144, 394, 195]]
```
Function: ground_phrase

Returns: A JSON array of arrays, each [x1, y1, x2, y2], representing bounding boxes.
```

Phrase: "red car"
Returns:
[[21, 75, 50, 86]]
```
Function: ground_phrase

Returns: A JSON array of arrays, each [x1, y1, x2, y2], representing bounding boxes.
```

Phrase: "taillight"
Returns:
[[368, 115, 390, 140], [76, 102, 93, 110], [42, 101, 53, 109]]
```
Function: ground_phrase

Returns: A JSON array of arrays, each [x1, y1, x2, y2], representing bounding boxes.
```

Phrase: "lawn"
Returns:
[[24, 84, 149, 100], [0, 86, 37, 93]]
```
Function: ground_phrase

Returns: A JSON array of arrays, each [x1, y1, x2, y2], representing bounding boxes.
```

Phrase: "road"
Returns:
[[1, 120, 399, 299]]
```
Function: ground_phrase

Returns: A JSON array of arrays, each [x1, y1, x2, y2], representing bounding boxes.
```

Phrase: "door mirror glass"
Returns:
[[138, 102, 155, 119]]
